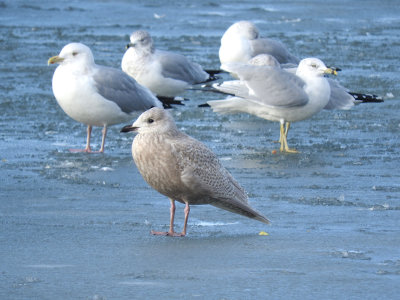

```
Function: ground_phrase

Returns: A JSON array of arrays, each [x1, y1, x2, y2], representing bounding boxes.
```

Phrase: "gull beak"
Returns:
[[120, 124, 138, 133], [327, 66, 342, 73], [324, 67, 338, 76], [126, 43, 134, 49], [48, 55, 64, 65]]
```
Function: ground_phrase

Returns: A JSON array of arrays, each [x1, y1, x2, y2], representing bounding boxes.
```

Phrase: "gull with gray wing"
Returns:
[[48, 42, 162, 153], [122, 30, 217, 100], [208, 57, 336, 153]]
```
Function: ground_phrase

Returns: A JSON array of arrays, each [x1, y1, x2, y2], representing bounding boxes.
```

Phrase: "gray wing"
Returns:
[[324, 78, 355, 110], [222, 63, 309, 108], [93, 65, 162, 113], [172, 136, 269, 223], [172, 136, 248, 203], [155, 50, 209, 84], [251, 38, 299, 64]]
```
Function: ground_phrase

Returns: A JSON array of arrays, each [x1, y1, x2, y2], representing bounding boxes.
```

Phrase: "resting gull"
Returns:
[[207, 57, 336, 153], [219, 20, 299, 66], [48, 42, 162, 153], [121, 107, 269, 236], [122, 30, 218, 99]]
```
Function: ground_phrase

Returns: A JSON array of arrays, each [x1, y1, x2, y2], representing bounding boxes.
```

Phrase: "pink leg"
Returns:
[[69, 125, 93, 153], [99, 125, 107, 153], [181, 202, 190, 236], [151, 199, 187, 237]]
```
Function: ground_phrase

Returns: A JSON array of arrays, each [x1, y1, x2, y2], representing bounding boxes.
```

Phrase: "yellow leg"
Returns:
[[284, 122, 290, 138], [279, 122, 299, 153], [279, 122, 285, 152], [276, 121, 290, 144]]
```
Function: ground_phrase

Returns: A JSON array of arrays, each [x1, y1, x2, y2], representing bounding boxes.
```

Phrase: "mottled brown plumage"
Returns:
[[121, 107, 269, 236]]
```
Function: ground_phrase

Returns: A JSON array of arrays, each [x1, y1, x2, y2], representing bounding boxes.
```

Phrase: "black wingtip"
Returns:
[[349, 92, 384, 103], [203, 74, 221, 83], [198, 103, 210, 108], [204, 69, 227, 76], [157, 96, 186, 109]]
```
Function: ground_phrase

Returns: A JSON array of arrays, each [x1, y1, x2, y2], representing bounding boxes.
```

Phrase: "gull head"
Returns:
[[120, 107, 176, 135], [48, 42, 95, 66], [223, 20, 259, 41], [296, 58, 337, 78], [126, 30, 154, 53]]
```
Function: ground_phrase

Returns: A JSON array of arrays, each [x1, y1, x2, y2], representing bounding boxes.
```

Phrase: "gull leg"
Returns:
[[279, 122, 285, 152], [99, 125, 107, 153], [282, 128, 298, 153], [275, 121, 291, 144], [151, 199, 185, 237], [181, 202, 190, 236], [69, 125, 93, 153], [273, 134, 281, 144], [279, 121, 298, 153], [284, 122, 290, 139]]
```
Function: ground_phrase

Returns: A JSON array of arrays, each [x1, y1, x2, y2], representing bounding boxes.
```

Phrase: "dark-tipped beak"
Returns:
[[125, 43, 134, 49], [327, 66, 341, 73], [324, 67, 338, 76], [120, 125, 138, 133]]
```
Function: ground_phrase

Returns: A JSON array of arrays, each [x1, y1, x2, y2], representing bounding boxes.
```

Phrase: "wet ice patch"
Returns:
[[119, 280, 166, 287], [26, 264, 74, 268], [376, 260, 400, 276], [219, 156, 232, 161], [193, 221, 239, 227], [13, 276, 41, 288], [90, 165, 114, 172], [331, 250, 371, 260], [385, 92, 394, 98]]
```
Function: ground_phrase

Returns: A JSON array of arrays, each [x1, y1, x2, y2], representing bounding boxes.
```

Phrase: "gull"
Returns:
[[213, 54, 355, 111], [207, 57, 337, 153], [121, 107, 269, 236], [121, 30, 219, 100], [219, 20, 299, 66], [48, 42, 162, 153], [213, 53, 381, 108], [219, 21, 383, 103]]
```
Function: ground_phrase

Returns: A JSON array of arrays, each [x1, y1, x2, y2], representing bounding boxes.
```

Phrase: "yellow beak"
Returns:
[[324, 67, 337, 76], [48, 55, 64, 65]]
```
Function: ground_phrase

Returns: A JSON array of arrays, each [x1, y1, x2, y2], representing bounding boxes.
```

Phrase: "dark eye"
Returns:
[[147, 118, 154, 124], [72, 51, 78, 56]]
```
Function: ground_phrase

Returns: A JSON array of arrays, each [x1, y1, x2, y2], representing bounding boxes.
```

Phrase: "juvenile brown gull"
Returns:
[[121, 107, 269, 236]]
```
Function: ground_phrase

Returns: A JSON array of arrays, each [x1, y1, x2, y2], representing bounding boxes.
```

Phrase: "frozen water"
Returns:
[[1, 0, 399, 299]]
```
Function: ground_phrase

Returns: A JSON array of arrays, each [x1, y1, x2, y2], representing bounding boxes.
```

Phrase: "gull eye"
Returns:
[[72, 51, 78, 56], [311, 63, 317, 68], [147, 118, 154, 124]]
